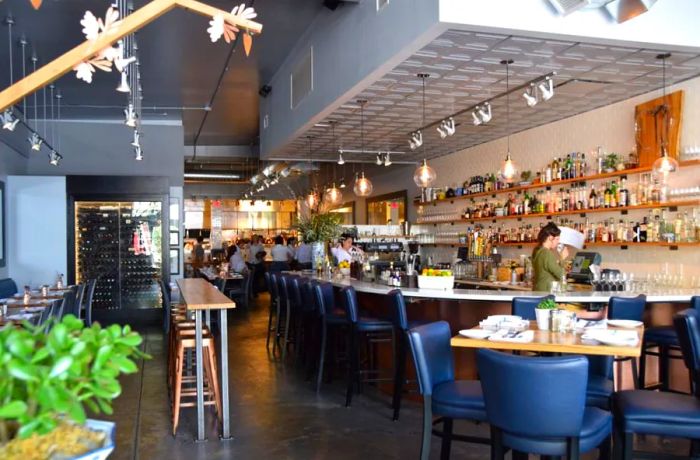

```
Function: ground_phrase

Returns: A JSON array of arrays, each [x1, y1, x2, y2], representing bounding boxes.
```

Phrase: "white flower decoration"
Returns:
[[74, 62, 95, 83], [80, 11, 100, 40], [231, 3, 257, 20], [207, 15, 224, 43]]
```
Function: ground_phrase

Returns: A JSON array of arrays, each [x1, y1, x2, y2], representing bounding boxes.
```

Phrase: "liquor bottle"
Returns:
[[581, 153, 587, 177], [552, 157, 559, 181], [588, 185, 597, 209], [604, 182, 611, 208], [639, 216, 648, 242], [565, 154, 573, 180], [545, 162, 552, 183], [596, 146, 604, 175], [609, 180, 618, 208]]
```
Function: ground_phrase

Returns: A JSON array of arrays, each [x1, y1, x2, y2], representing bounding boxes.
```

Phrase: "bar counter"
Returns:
[[306, 274, 697, 390]]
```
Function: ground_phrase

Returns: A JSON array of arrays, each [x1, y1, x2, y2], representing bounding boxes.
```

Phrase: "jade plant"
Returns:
[[536, 298, 558, 310], [0, 315, 148, 442]]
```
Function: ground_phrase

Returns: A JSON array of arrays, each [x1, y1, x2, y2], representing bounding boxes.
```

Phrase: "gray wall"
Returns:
[[26, 120, 185, 186], [260, 0, 442, 157], [0, 140, 29, 279]]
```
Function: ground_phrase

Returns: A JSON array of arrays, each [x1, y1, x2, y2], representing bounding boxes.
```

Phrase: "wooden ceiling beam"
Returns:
[[0, 0, 263, 112]]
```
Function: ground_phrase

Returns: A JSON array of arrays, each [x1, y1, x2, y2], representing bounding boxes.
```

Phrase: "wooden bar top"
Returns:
[[176, 278, 236, 311], [451, 322, 643, 357]]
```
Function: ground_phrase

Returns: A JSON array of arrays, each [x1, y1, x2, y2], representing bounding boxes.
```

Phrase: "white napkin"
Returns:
[[6, 313, 37, 321], [576, 319, 607, 330], [582, 329, 639, 347], [488, 329, 535, 343]]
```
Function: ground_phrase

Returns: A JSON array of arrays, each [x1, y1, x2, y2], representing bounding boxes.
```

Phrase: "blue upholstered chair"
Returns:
[[289, 277, 308, 363], [608, 295, 646, 389], [313, 282, 345, 392], [265, 272, 279, 350], [340, 286, 395, 408], [477, 348, 612, 459], [407, 321, 488, 460], [640, 295, 700, 392], [84, 279, 97, 327], [614, 307, 700, 459], [275, 274, 297, 359], [511, 295, 554, 320], [586, 355, 614, 410], [0, 278, 18, 299]]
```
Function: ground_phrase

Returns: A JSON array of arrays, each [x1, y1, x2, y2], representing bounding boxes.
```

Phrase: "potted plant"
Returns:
[[519, 170, 532, 186], [535, 298, 558, 331], [0, 315, 148, 459], [294, 211, 343, 270], [603, 153, 622, 173]]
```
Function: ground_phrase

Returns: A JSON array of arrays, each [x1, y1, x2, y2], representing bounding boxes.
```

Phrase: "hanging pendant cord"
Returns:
[[360, 101, 365, 174], [421, 76, 426, 158], [7, 17, 13, 87], [506, 61, 510, 155]]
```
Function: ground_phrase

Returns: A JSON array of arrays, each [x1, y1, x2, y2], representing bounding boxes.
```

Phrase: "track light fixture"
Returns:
[[478, 102, 492, 123], [116, 70, 130, 93], [1, 109, 19, 131], [134, 145, 144, 161], [384, 152, 392, 167], [437, 117, 456, 138], [408, 130, 423, 150], [48, 150, 62, 166], [538, 77, 554, 101], [337, 150, 345, 165], [130, 130, 140, 148], [28, 132, 43, 151], [339, 177, 346, 189], [376, 153, 383, 165], [124, 103, 137, 127], [523, 84, 538, 107]]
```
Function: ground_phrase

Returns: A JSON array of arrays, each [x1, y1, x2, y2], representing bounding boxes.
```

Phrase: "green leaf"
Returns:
[[96, 397, 113, 415], [112, 356, 138, 373], [62, 314, 83, 330], [68, 400, 87, 424], [0, 400, 27, 418], [30, 347, 51, 364], [93, 345, 113, 371], [119, 333, 143, 347], [50, 324, 68, 349], [70, 341, 87, 356], [8, 336, 34, 359], [49, 356, 73, 378], [83, 398, 99, 414], [8, 360, 39, 381], [17, 418, 42, 439]]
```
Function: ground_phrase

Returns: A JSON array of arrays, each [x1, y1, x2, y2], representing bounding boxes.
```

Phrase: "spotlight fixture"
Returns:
[[28, 132, 43, 151], [337, 150, 345, 165], [376, 153, 383, 165], [124, 104, 137, 127], [48, 150, 62, 166], [384, 152, 392, 167], [115, 55, 137, 73], [1, 109, 19, 131], [131, 130, 141, 148], [408, 130, 423, 150], [478, 102, 492, 123], [269, 174, 279, 185], [134, 145, 144, 161], [523, 84, 538, 107], [472, 109, 482, 126], [339, 177, 346, 189], [437, 117, 456, 138], [538, 77, 554, 101], [116, 71, 130, 93]]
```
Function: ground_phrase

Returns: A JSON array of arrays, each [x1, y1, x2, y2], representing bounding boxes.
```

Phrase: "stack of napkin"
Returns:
[[582, 329, 639, 347]]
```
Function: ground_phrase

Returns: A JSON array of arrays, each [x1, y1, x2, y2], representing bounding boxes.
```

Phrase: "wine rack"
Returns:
[[75, 201, 163, 310]]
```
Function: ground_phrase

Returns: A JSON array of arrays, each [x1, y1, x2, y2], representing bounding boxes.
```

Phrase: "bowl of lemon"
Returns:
[[418, 268, 455, 290]]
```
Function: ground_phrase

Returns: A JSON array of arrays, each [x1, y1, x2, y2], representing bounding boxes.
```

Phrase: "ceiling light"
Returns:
[[1, 109, 19, 131], [413, 159, 436, 188], [337, 150, 345, 165], [478, 102, 492, 123], [48, 150, 62, 166], [376, 153, 383, 165], [604, 0, 657, 23], [124, 104, 137, 127], [408, 130, 422, 150], [652, 52, 679, 181], [325, 183, 343, 206], [499, 59, 519, 184], [279, 168, 291, 178], [438, 118, 455, 138], [184, 173, 243, 180], [472, 109, 482, 126], [353, 171, 373, 197], [28, 132, 43, 151], [131, 130, 140, 148], [538, 77, 554, 101], [523, 85, 538, 107], [305, 190, 320, 209], [339, 177, 346, 189], [269, 174, 279, 185], [134, 145, 144, 161], [115, 56, 137, 73], [437, 123, 447, 139], [116, 71, 130, 93], [384, 152, 392, 167]]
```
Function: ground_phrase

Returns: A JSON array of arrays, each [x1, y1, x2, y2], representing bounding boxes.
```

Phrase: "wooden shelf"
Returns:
[[413, 159, 700, 207], [443, 241, 700, 249], [415, 199, 700, 226]]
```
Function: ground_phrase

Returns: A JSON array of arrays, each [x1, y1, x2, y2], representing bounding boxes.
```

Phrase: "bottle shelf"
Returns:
[[420, 241, 700, 249], [414, 159, 700, 207], [415, 199, 700, 226]]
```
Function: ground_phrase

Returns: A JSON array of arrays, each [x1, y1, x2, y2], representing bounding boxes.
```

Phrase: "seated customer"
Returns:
[[270, 235, 292, 273], [295, 239, 312, 270], [226, 245, 247, 274]]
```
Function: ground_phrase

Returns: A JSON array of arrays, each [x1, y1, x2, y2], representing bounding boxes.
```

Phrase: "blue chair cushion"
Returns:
[[502, 407, 612, 456], [432, 380, 487, 422], [644, 326, 679, 347], [615, 390, 700, 439], [586, 374, 613, 409], [0, 279, 18, 299], [325, 308, 347, 325], [356, 317, 393, 332]]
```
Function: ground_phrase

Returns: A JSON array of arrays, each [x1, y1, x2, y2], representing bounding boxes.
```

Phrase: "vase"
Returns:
[[535, 309, 550, 331], [311, 241, 326, 271]]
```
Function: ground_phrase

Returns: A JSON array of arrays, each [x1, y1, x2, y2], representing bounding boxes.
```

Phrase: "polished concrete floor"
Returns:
[[105, 294, 692, 460]]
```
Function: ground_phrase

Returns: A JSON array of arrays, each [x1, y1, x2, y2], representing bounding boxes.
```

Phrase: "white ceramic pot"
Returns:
[[310, 241, 326, 269], [535, 308, 551, 331], [340, 267, 351, 276]]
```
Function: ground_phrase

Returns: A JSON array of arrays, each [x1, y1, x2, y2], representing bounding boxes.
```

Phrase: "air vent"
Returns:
[[291, 47, 313, 109], [547, 0, 591, 15]]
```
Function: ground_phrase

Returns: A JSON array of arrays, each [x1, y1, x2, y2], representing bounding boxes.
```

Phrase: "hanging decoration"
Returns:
[[412, 73, 437, 188], [207, 4, 258, 55], [499, 59, 519, 183], [29, 0, 43, 10]]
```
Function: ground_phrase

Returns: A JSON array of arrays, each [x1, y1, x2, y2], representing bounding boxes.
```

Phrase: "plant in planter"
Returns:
[[0, 315, 148, 459], [294, 211, 343, 269], [519, 170, 532, 184], [535, 298, 558, 330], [604, 153, 623, 172]]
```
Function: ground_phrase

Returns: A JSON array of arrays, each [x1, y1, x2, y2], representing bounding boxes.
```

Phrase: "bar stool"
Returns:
[[289, 277, 309, 365], [275, 274, 296, 359], [608, 295, 646, 390], [171, 327, 222, 435], [340, 286, 395, 408], [265, 272, 279, 351], [313, 282, 346, 392], [640, 295, 700, 393]]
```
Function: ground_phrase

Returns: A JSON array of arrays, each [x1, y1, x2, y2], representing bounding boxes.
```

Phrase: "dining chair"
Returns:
[[477, 348, 612, 460], [640, 295, 700, 393], [607, 294, 646, 389], [613, 307, 700, 460], [59, 289, 77, 320], [84, 279, 97, 326], [265, 272, 279, 351], [407, 321, 488, 460], [511, 295, 554, 320], [313, 282, 345, 392], [74, 283, 86, 319]]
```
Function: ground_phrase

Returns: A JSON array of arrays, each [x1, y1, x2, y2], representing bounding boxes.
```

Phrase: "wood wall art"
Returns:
[[634, 89, 683, 168]]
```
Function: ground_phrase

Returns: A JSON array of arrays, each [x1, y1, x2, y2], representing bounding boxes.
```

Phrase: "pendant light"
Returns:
[[325, 122, 343, 205], [353, 100, 373, 197], [499, 59, 519, 183], [651, 52, 679, 180], [305, 136, 320, 209], [413, 73, 437, 188]]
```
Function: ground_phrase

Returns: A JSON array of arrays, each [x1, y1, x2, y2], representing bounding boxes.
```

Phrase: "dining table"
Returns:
[[176, 278, 236, 442], [451, 321, 644, 357]]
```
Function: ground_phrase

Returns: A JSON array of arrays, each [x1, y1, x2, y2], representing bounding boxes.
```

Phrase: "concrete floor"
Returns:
[[104, 294, 691, 460]]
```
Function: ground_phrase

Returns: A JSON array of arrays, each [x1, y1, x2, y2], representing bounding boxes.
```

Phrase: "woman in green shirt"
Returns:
[[532, 223, 569, 292]]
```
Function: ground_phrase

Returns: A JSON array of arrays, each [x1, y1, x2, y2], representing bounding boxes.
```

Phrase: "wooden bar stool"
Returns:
[[172, 328, 222, 435]]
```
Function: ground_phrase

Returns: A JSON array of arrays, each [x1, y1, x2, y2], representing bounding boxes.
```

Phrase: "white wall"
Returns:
[[7, 176, 67, 287], [0, 141, 29, 279]]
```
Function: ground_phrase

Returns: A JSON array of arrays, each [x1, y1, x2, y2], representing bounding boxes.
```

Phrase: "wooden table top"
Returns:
[[451, 322, 643, 357], [177, 278, 237, 311]]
